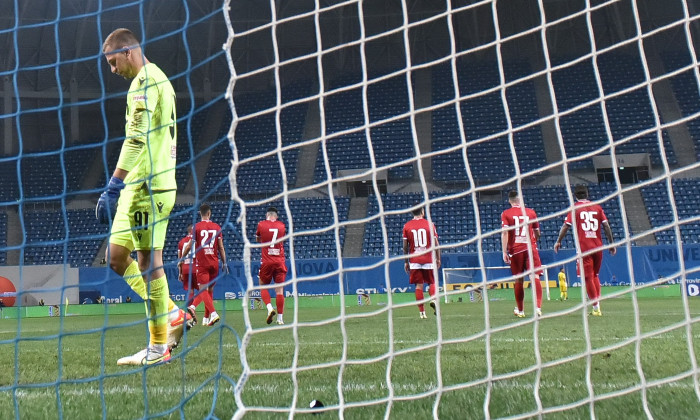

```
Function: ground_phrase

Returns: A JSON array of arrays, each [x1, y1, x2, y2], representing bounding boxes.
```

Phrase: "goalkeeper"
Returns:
[[97, 28, 190, 366]]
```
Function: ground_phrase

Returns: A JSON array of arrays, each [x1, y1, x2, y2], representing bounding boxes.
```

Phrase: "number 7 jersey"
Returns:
[[256, 219, 286, 263], [564, 200, 609, 252]]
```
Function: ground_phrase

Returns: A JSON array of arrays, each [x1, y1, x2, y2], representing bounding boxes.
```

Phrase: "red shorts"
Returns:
[[509, 250, 543, 277], [259, 260, 287, 285], [409, 269, 435, 285], [577, 251, 603, 282], [196, 265, 219, 288], [180, 267, 198, 291]]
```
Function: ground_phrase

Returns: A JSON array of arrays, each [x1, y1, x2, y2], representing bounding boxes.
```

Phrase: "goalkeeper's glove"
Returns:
[[96, 176, 125, 224]]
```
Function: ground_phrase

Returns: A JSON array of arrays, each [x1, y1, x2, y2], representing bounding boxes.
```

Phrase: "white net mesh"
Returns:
[[221, 0, 700, 418]]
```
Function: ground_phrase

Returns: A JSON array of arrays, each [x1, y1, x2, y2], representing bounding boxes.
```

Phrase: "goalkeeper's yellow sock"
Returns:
[[124, 261, 147, 300], [148, 276, 170, 346], [124, 260, 177, 313]]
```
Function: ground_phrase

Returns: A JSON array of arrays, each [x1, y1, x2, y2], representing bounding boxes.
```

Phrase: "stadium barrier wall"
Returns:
[[0, 245, 696, 307], [71, 244, 700, 304], [0, 265, 79, 306], [0, 285, 684, 320]]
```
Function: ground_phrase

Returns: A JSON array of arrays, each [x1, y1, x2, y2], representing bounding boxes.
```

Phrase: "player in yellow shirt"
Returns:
[[558, 268, 568, 301], [97, 28, 190, 366]]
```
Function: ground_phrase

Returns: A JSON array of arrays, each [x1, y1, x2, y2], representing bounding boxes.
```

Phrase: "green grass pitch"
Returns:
[[1, 296, 699, 419]]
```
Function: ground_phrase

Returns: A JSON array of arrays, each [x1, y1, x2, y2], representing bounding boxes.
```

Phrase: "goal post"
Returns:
[[442, 265, 553, 304]]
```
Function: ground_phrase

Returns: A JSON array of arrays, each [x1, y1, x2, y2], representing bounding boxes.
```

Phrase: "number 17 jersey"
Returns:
[[501, 206, 539, 256], [257, 220, 286, 264]]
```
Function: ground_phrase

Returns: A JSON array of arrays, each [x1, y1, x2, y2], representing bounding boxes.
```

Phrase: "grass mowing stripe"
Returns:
[[0, 297, 698, 419]]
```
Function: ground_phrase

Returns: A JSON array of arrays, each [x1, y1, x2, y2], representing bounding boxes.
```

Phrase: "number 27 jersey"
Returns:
[[402, 218, 438, 265], [257, 220, 286, 264], [193, 220, 222, 268], [564, 200, 608, 252]]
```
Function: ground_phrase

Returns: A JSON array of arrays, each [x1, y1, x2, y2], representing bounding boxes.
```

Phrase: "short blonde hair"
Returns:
[[102, 28, 140, 53]]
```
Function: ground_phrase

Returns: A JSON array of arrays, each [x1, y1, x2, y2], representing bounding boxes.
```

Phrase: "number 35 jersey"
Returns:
[[564, 200, 609, 252], [402, 217, 438, 266], [193, 220, 222, 269], [256, 219, 286, 264]]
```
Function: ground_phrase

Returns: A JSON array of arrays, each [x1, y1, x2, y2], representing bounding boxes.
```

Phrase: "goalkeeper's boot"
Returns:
[[266, 309, 277, 325], [429, 301, 437, 316], [117, 348, 147, 366], [117, 346, 171, 366], [167, 309, 193, 350]]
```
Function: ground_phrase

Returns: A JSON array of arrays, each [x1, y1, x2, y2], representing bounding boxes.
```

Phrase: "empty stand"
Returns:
[[431, 60, 548, 183], [22, 208, 108, 267], [641, 178, 700, 244]]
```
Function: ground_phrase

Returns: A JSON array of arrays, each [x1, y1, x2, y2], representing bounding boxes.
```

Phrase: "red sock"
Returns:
[[261, 288, 271, 306], [428, 283, 436, 298], [186, 290, 196, 307], [415, 286, 425, 312], [594, 275, 602, 300], [276, 294, 285, 315], [514, 281, 524, 312], [202, 289, 216, 316], [585, 278, 597, 303], [534, 276, 542, 308], [191, 291, 203, 310]]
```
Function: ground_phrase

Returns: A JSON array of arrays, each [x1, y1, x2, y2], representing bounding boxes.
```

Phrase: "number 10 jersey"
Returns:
[[402, 217, 438, 267]]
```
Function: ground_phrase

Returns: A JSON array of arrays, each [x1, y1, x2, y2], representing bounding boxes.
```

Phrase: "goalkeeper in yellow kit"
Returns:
[[558, 268, 568, 301], [97, 28, 191, 366]]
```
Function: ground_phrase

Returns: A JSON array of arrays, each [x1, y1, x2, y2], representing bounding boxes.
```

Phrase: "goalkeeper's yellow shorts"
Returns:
[[110, 187, 175, 251]]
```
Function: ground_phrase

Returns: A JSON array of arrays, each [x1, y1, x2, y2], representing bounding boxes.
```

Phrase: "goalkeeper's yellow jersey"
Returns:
[[117, 62, 177, 192], [558, 272, 567, 288]]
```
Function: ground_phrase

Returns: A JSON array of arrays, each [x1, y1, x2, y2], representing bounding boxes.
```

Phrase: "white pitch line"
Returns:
[[9, 378, 696, 402], [221, 332, 700, 349]]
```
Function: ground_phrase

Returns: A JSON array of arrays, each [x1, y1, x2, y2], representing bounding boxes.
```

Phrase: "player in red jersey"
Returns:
[[256, 207, 287, 325], [402, 206, 441, 319], [554, 185, 616, 316], [501, 190, 543, 318], [182, 204, 227, 326], [177, 225, 198, 325]]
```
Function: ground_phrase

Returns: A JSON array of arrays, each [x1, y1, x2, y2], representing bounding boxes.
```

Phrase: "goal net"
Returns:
[[442, 266, 553, 304], [2, 0, 700, 419]]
